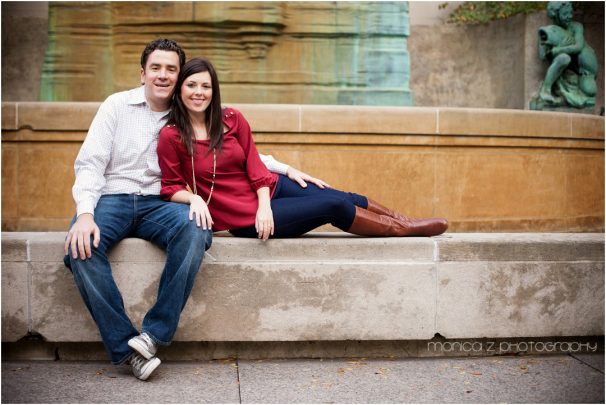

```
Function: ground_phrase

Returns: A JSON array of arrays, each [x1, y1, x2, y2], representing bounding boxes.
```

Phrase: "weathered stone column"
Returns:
[[40, 2, 113, 101]]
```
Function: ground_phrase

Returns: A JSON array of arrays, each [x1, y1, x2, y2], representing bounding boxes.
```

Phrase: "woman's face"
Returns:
[[181, 71, 213, 116]]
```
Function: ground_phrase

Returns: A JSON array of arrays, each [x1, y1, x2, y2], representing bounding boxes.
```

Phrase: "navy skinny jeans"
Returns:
[[230, 175, 368, 238]]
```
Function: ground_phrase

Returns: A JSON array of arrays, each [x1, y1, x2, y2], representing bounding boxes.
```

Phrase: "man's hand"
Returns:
[[286, 167, 331, 189], [64, 213, 101, 260]]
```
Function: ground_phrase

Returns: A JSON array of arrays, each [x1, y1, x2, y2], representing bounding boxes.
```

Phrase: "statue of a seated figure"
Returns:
[[530, 1, 598, 110]]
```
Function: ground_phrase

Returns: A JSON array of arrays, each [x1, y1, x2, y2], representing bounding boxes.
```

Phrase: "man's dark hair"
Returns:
[[140, 38, 186, 69]]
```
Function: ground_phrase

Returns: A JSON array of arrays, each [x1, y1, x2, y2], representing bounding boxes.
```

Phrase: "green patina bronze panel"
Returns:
[[40, 1, 413, 106]]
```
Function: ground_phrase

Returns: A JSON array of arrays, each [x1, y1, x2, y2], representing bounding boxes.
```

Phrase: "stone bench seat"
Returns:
[[1, 232, 604, 344]]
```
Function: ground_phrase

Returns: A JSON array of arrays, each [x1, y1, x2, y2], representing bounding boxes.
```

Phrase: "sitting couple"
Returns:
[[64, 38, 447, 381]]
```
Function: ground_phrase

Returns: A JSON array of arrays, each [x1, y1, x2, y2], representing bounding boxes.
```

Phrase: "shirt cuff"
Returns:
[[76, 201, 96, 218], [263, 155, 290, 175]]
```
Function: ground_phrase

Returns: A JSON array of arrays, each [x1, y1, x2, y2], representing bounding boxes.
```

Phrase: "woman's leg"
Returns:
[[231, 175, 448, 238], [273, 175, 448, 236], [232, 194, 357, 238], [275, 174, 368, 208]]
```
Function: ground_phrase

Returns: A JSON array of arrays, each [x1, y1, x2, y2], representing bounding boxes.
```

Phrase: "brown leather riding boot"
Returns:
[[352, 201, 449, 237], [347, 207, 410, 236]]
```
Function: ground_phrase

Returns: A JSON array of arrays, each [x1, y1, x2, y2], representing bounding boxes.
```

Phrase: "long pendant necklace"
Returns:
[[191, 147, 216, 205]]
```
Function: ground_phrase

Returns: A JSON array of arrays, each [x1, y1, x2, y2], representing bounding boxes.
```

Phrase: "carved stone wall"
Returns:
[[39, 1, 413, 106], [2, 103, 604, 232]]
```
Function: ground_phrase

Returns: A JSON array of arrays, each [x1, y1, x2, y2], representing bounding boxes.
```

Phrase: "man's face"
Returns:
[[140, 49, 180, 111]]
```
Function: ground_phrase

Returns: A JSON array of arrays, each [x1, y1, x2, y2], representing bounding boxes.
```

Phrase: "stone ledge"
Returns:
[[1, 232, 604, 343], [2, 103, 604, 139]]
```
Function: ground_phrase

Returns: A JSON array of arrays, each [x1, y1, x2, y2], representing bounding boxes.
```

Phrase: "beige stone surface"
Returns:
[[2, 143, 19, 222], [1, 103, 17, 130], [175, 262, 436, 342], [208, 233, 435, 262], [1, 233, 28, 262], [436, 233, 605, 262], [3, 232, 604, 343], [436, 261, 605, 338], [435, 148, 570, 219], [235, 104, 300, 133], [571, 114, 606, 139], [565, 151, 605, 220], [1, 103, 604, 232], [17, 143, 77, 219], [30, 261, 99, 341], [300, 106, 437, 135], [17, 102, 100, 131], [438, 108, 571, 138], [1, 263, 29, 341]]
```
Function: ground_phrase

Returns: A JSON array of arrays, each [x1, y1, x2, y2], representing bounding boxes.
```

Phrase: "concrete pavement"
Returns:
[[2, 353, 604, 403]]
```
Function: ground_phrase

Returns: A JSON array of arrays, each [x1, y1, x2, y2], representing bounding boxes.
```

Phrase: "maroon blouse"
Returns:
[[157, 107, 278, 231]]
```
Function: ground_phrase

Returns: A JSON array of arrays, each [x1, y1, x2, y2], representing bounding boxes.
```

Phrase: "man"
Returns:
[[64, 38, 327, 381]]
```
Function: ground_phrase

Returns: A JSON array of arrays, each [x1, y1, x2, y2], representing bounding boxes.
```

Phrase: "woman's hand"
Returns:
[[255, 202, 274, 241], [189, 194, 213, 230]]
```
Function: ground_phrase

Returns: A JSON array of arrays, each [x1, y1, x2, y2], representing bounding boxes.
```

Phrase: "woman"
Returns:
[[157, 58, 448, 240]]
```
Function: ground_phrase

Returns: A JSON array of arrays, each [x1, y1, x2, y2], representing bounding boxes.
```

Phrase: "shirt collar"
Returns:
[[128, 86, 170, 117], [127, 86, 148, 106]]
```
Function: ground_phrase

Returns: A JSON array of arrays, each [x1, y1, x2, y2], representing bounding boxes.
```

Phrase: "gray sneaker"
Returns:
[[128, 332, 157, 359], [129, 352, 160, 381]]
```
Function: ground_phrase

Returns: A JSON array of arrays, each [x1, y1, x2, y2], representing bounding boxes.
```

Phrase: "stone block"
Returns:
[[438, 109, 571, 138], [434, 148, 568, 222], [28, 233, 69, 263], [106, 238, 167, 263], [207, 233, 435, 262], [17, 102, 98, 131], [175, 262, 436, 341], [232, 104, 300, 133], [571, 114, 605, 139], [16, 143, 78, 218], [1, 103, 17, 129], [300, 106, 437, 135], [30, 262, 99, 341], [564, 152, 605, 219], [0, 233, 28, 262], [436, 261, 605, 338], [437, 233, 605, 262], [113, 2, 193, 24], [1, 262, 29, 341], [4, 232, 605, 345], [1, 143, 19, 221]]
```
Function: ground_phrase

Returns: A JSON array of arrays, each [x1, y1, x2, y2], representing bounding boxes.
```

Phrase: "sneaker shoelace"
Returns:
[[130, 354, 146, 371], [141, 333, 155, 350]]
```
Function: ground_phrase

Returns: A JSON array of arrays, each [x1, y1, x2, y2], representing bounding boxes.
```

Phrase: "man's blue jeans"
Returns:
[[64, 194, 212, 365]]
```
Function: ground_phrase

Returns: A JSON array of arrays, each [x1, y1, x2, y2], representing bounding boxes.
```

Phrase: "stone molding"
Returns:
[[1, 232, 604, 343], [1, 103, 604, 233], [2, 103, 604, 141]]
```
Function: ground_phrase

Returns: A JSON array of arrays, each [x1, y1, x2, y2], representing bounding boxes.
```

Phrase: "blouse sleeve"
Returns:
[[157, 126, 189, 200], [232, 110, 276, 190]]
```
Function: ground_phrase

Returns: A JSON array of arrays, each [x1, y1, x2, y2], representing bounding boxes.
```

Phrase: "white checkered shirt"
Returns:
[[72, 86, 289, 217]]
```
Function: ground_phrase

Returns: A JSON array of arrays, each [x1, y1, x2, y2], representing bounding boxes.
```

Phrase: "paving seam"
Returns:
[[26, 239, 33, 333], [568, 353, 605, 374], [236, 357, 242, 403]]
